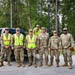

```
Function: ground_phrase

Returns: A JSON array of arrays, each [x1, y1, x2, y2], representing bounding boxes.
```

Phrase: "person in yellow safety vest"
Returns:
[[11, 28, 25, 67], [26, 29, 38, 68], [33, 25, 41, 37], [0, 27, 12, 67]]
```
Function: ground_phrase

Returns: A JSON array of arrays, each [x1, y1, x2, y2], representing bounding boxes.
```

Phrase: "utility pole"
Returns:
[[10, 0, 12, 28], [47, 0, 50, 34], [39, 0, 42, 17], [55, 0, 58, 34]]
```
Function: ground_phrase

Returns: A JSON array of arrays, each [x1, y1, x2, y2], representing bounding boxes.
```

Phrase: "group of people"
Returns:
[[0, 25, 74, 70]]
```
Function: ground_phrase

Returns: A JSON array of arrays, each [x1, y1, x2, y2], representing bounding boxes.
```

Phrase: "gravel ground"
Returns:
[[0, 55, 75, 75]]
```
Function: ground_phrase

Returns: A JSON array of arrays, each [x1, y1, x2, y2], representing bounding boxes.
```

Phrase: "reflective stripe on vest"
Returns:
[[3, 33, 11, 45], [34, 29, 41, 36], [14, 34, 24, 46], [27, 35, 36, 49]]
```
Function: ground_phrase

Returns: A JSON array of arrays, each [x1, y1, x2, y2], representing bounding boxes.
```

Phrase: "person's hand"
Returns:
[[12, 47, 14, 50], [48, 48, 50, 51], [5, 46, 9, 49], [36, 47, 40, 50], [23, 46, 25, 49], [26, 48, 28, 50], [58, 49, 61, 52]]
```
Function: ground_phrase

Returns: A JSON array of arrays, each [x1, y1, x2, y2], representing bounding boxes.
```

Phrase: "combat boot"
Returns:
[[0, 62, 3, 67], [49, 62, 53, 66], [69, 64, 72, 69], [39, 62, 43, 67], [34, 63, 37, 68], [17, 63, 21, 67], [7, 62, 12, 66], [22, 63, 25, 67], [28, 63, 32, 67], [62, 63, 68, 67], [46, 62, 49, 66], [56, 63, 59, 67]]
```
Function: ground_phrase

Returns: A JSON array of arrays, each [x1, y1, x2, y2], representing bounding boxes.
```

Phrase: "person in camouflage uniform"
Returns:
[[26, 29, 38, 68], [33, 25, 41, 37], [0, 27, 12, 67], [48, 31, 61, 67], [38, 27, 49, 67], [60, 28, 74, 69], [11, 28, 25, 67]]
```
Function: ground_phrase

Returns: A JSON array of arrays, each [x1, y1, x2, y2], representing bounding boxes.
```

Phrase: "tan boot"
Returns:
[[39, 62, 42, 67], [34, 63, 37, 68], [7, 62, 12, 66], [46, 62, 49, 66], [62, 63, 68, 67], [28, 63, 32, 66], [22, 63, 25, 67], [49, 63, 53, 66], [56, 63, 59, 67], [69, 64, 72, 69], [0, 62, 3, 67], [17, 63, 21, 67]]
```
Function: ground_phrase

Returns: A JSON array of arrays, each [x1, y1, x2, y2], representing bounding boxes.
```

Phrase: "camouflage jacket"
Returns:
[[60, 33, 74, 49], [38, 32, 49, 48], [48, 36, 61, 50]]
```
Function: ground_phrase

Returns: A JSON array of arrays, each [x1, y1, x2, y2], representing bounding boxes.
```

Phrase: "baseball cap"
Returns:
[[29, 29, 33, 32], [63, 28, 67, 31], [16, 28, 20, 31]]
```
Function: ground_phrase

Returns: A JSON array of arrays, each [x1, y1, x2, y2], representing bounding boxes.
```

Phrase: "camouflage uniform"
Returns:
[[48, 33, 61, 67], [0, 30, 12, 66], [60, 28, 74, 69], [11, 28, 25, 67], [38, 27, 49, 66], [26, 29, 38, 68], [0, 52, 3, 66]]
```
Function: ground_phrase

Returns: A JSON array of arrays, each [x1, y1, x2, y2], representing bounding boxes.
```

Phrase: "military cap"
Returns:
[[5, 27, 9, 30], [29, 29, 33, 32], [63, 28, 67, 31], [41, 27, 46, 30], [53, 30, 57, 33], [16, 28, 20, 31], [36, 25, 40, 27]]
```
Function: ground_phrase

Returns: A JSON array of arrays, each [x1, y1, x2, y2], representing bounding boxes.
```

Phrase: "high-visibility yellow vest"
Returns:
[[34, 28, 41, 36], [14, 34, 24, 46], [3, 33, 11, 46], [27, 35, 36, 49]]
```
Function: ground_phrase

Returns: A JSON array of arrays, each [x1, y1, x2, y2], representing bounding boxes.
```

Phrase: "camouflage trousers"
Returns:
[[1, 47, 12, 62], [39, 47, 48, 63], [0, 52, 3, 62], [62, 48, 72, 64], [14, 47, 24, 63], [50, 49, 60, 64], [27, 49, 37, 64]]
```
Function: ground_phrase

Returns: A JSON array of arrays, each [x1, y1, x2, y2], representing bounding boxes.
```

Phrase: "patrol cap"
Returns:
[[29, 29, 33, 32], [41, 27, 46, 30], [63, 28, 67, 31], [5, 27, 9, 30], [53, 30, 57, 33], [16, 28, 20, 31], [36, 25, 40, 27]]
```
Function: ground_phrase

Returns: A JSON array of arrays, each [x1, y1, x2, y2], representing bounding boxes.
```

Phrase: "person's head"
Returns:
[[41, 27, 46, 33], [63, 28, 68, 34], [5, 27, 9, 34], [53, 30, 57, 36], [29, 29, 33, 35], [16, 28, 20, 34], [36, 25, 40, 30]]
